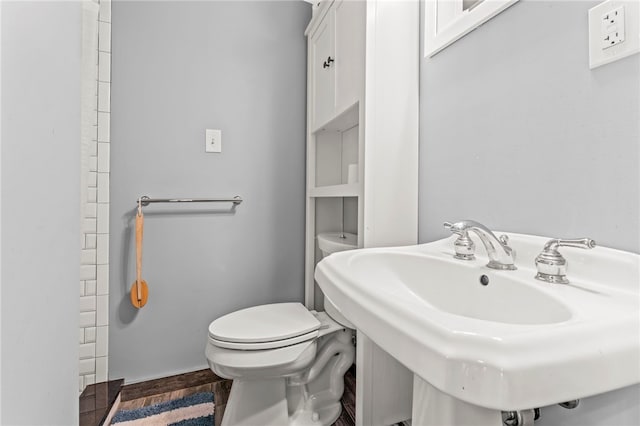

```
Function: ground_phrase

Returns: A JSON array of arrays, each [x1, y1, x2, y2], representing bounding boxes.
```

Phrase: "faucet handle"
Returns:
[[444, 222, 476, 260], [535, 238, 596, 284], [543, 238, 596, 251]]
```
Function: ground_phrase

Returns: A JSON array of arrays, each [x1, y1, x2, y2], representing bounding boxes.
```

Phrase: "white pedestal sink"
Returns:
[[315, 232, 640, 423], [412, 376, 503, 426]]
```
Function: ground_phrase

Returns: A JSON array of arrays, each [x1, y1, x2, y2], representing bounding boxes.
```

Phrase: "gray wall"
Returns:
[[110, 1, 310, 382], [1, 2, 81, 424], [419, 1, 639, 424], [420, 0, 639, 253]]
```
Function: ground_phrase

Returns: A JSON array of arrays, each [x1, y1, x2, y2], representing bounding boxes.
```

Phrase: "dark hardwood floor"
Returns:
[[79, 379, 123, 426]]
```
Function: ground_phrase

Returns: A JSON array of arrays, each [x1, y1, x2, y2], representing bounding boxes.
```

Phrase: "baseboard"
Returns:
[[120, 368, 225, 402]]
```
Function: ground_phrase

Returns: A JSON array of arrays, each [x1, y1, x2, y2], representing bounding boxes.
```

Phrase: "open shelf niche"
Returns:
[[312, 102, 361, 196], [306, 101, 364, 311]]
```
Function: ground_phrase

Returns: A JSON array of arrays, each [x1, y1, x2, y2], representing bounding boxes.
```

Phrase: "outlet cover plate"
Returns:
[[601, 5, 625, 49], [589, 0, 640, 69]]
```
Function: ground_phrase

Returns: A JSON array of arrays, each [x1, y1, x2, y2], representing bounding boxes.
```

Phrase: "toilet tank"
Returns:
[[317, 232, 357, 258]]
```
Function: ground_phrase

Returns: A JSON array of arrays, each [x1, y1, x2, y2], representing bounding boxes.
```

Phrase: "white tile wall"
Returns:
[[85, 202, 97, 219], [96, 235, 109, 265], [86, 327, 97, 343], [99, 0, 111, 23], [97, 264, 109, 295], [97, 203, 109, 234], [98, 82, 110, 112], [96, 295, 109, 327], [98, 112, 110, 142], [80, 264, 97, 281], [86, 280, 97, 296], [80, 0, 111, 393], [97, 171, 110, 203], [79, 359, 96, 376], [81, 249, 96, 265], [80, 311, 96, 329], [80, 295, 97, 312], [99, 23, 111, 54], [96, 326, 109, 357], [88, 187, 97, 204], [99, 53, 111, 82], [96, 357, 108, 383], [80, 343, 96, 360]]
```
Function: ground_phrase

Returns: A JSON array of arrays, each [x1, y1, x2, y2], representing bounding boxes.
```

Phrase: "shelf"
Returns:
[[308, 183, 361, 198], [312, 102, 359, 133]]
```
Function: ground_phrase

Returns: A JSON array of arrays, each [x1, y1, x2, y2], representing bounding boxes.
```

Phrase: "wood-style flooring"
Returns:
[[114, 366, 357, 426], [79, 379, 123, 426]]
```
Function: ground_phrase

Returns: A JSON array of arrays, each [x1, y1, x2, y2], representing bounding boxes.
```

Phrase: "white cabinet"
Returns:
[[310, 11, 335, 130], [305, 0, 419, 307], [305, 3, 419, 424], [334, 0, 365, 113], [305, 0, 420, 309], [309, 0, 365, 131]]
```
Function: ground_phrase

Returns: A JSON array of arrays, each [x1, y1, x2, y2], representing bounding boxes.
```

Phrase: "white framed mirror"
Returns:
[[424, 0, 519, 57]]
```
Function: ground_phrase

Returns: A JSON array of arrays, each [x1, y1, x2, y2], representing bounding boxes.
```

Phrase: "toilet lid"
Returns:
[[208, 303, 321, 345]]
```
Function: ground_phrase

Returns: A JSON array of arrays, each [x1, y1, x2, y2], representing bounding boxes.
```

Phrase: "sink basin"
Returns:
[[315, 232, 640, 410], [352, 252, 571, 325]]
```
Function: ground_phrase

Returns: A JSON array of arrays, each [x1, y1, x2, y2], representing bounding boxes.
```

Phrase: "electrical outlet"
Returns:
[[205, 129, 222, 153], [589, 0, 640, 69], [601, 6, 625, 49]]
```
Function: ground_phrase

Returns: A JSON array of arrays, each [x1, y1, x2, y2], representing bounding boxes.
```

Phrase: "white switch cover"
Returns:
[[205, 129, 222, 153], [589, 0, 640, 69]]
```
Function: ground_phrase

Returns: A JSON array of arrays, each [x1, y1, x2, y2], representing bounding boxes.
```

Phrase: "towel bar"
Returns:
[[137, 195, 242, 207]]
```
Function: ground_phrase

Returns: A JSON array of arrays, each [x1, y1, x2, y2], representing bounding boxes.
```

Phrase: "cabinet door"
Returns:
[[311, 11, 335, 130], [334, 0, 365, 112]]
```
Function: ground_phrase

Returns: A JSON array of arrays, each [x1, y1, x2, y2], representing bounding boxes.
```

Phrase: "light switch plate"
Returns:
[[589, 0, 640, 69], [205, 129, 222, 153]]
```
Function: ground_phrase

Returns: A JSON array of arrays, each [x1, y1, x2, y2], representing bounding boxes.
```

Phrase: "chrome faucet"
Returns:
[[444, 220, 517, 270]]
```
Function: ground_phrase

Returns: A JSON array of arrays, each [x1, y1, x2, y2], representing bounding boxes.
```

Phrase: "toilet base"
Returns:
[[221, 378, 290, 426], [219, 327, 354, 426], [289, 401, 341, 426], [221, 377, 343, 426]]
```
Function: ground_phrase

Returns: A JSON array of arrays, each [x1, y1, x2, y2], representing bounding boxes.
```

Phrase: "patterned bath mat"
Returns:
[[111, 392, 214, 426]]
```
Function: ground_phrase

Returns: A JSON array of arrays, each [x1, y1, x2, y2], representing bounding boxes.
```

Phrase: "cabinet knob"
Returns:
[[322, 56, 335, 68]]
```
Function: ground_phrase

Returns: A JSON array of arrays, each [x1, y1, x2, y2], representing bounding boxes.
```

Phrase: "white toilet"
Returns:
[[205, 232, 358, 426]]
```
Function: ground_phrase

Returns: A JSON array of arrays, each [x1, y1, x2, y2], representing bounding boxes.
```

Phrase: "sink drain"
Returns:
[[479, 275, 490, 286]]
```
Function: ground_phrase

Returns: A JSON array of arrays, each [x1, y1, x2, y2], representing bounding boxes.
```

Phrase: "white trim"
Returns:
[[0, 1, 3, 416], [363, 0, 419, 248], [424, 0, 519, 57]]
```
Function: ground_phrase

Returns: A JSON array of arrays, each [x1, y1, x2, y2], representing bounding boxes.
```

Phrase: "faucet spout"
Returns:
[[444, 220, 516, 270]]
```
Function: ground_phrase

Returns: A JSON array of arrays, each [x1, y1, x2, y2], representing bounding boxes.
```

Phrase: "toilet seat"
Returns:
[[208, 339, 318, 375], [208, 303, 321, 350], [209, 330, 319, 350]]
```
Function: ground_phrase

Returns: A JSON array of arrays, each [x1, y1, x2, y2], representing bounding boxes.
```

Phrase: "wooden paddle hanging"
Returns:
[[130, 199, 149, 308]]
